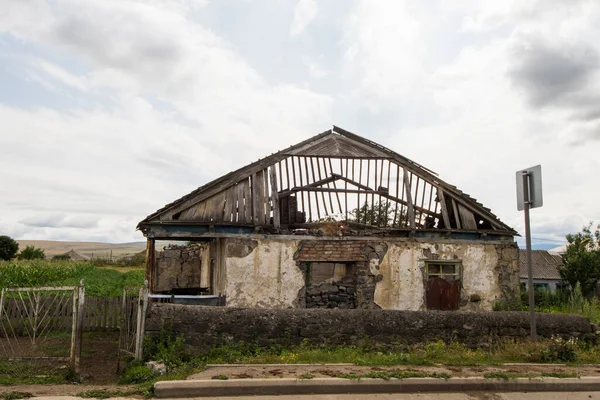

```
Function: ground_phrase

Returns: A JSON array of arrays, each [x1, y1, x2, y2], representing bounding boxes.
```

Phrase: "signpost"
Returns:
[[516, 165, 543, 340]]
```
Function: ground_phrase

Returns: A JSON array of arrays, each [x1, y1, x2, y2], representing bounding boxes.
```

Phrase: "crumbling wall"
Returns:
[[147, 304, 595, 352], [220, 237, 518, 311], [224, 239, 305, 308], [155, 243, 210, 293], [375, 241, 519, 311]]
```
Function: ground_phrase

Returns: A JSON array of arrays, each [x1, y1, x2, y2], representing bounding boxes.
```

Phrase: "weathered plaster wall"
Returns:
[[375, 242, 518, 311], [224, 238, 305, 308], [220, 237, 518, 311]]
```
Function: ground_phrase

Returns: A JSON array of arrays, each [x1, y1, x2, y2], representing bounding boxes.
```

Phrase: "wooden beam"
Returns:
[[251, 173, 258, 224], [145, 238, 155, 292], [269, 166, 280, 229], [313, 157, 328, 216], [451, 198, 462, 229], [327, 158, 343, 214], [403, 169, 416, 229], [437, 187, 451, 229]]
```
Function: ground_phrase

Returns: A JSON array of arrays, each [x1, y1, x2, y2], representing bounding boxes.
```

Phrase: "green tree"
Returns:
[[0, 236, 19, 261], [351, 200, 407, 227], [559, 223, 600, 296], [18, 245, 45, 260]]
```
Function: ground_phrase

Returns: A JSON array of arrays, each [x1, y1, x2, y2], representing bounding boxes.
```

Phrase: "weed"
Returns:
[[337, 370, 451, 380], [541, 372, 579, 378], [212, 375, 229, 380], [144, 328, 189, 370], [299, 373, 314, 379], [76, 389, 112, 399], [540, 336, 579, 362], [483, 372, 526, 380], [0, 392, 32, 400], [119, 365, 156, 384]]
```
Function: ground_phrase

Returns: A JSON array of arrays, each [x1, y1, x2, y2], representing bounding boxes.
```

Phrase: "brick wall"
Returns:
[[295, 240, 367, 262]]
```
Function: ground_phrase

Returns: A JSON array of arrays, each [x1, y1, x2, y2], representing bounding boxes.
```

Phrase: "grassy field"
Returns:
[[0, 260, 144, 297]]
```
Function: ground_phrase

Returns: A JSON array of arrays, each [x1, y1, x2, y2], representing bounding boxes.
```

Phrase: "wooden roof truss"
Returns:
[[138, 126, 516, 235]]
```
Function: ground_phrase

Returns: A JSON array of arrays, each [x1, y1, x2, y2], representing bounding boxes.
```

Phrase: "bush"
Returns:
[[119, 365, 156, 384], [144, 329, 189, 370], [18, 246, 45, 260], [0, 236, 19, 261], [540, 335, 579, 362]]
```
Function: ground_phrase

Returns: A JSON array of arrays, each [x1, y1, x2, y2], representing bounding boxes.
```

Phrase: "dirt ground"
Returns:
[[2, 363, 600, 398], [188, 363, 600, 380]]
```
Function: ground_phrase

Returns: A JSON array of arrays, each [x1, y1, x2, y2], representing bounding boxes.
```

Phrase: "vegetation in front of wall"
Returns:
[[483, 371, 579, 380], [196, 335, 600, 366], [0, 259, 144, 296], [336, 370, 451, 380], [0, 360, 77, 385], [0, 392, 33, 400]]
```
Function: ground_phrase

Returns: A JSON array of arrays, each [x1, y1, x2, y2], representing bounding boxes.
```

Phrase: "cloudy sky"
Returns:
[[1, 0, 599, 246]]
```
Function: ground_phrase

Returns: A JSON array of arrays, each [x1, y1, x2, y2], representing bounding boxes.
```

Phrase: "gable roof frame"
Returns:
[[137, 126, 516, 235]]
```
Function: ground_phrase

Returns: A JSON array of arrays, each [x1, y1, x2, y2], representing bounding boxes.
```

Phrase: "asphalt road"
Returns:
[[168, 393, 600, 400]]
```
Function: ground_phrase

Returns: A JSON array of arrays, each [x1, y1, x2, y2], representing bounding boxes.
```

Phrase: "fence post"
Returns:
[[74, 280, 85, 373], [134, 280, 149, 360], [69, 286, 78, 367]]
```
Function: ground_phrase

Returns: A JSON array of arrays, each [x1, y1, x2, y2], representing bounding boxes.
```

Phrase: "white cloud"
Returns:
[[0, 0, 599, 246], [290, 0, 318, 37]]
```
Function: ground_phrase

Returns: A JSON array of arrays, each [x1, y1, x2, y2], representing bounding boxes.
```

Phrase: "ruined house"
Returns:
[[137, 126, 519, 311]]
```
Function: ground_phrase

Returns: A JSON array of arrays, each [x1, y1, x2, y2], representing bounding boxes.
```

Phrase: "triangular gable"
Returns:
[[138, 126, 516, 235]]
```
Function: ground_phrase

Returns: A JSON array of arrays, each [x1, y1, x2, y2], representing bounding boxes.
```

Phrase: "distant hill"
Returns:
[[16, 240, 148, 259]]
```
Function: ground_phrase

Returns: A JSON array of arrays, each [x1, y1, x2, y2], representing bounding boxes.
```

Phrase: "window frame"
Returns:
[[424, 260, 461, 282]]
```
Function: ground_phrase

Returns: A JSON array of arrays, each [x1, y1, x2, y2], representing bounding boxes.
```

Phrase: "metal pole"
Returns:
[[522, 171, 537, 341]]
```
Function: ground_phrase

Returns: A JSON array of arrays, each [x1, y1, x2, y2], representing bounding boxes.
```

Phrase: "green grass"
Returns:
[[0, 260, 144, 296], [0, 392, 32, 400], [336, 370, 451, 380], [196, 336, 600, 367], [484, 371, 578, 380]]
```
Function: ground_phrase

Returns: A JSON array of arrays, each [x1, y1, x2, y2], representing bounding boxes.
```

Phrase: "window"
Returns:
[[426, 262, 460, 282]]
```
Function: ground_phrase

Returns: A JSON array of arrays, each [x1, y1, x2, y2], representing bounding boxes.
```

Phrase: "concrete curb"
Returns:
[[154, 377, 600, 398]]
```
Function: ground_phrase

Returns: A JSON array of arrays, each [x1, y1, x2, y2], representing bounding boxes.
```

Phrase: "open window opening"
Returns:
[[425, 261, 461, 310], [304, 262, 356, 309]]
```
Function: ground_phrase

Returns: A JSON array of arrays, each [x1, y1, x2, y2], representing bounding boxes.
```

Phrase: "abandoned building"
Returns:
[[137, 126, 519, 311]]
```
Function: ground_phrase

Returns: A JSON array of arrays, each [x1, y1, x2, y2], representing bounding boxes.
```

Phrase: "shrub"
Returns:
[[0, 236, 19, 261], [119, 365, 156, 384], [18, 246, 45, 260], [540, 335, 579, 362], [144, 329, 189, 370]]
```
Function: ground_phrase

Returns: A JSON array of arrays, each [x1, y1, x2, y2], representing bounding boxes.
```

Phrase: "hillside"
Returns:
[[16, 240, 148, 259]]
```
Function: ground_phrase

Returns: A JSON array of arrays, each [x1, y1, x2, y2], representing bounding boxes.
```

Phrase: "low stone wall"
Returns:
[[146, 304, 595, 353]]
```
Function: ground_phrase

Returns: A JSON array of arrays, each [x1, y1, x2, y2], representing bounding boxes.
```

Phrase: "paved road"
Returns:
[[29, 393, 600, 400], [162, 393, 600, 400]]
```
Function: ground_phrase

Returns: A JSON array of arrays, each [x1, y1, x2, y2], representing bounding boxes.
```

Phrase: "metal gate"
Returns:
[[0, 281, 85, 379]]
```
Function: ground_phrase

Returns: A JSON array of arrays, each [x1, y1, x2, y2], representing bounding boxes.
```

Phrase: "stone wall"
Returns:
[[306, 279, 357, 309], [146, 304, 595, 352], [155, 244, 210, 293]]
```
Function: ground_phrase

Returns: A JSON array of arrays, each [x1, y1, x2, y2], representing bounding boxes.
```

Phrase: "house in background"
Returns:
[[137, 126, 519, 311], [519, 249, 563, 293], [53, 249, 90, 261]]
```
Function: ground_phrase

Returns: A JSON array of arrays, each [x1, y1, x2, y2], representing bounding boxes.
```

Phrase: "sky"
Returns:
[[1, 0, 599, 247]]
